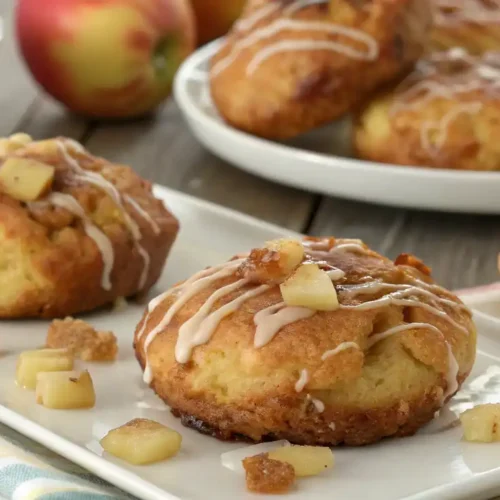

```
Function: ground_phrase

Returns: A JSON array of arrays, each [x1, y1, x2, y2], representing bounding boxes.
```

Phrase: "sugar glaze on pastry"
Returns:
[[29, 139, 151, 291], [0, 134, 178, 318], [212, 0, 379, 78], [134, 237, 476, 446], [431, 0, 500, 53], [354, 49, 500, 170], [390, 49, 500, 157], [209, 0, 433, 139]]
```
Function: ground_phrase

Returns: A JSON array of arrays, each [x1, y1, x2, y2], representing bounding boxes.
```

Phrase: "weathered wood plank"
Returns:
[[84, 101, 316, 231], [310, 197, 500, 289], [17, 96, 88, 140]]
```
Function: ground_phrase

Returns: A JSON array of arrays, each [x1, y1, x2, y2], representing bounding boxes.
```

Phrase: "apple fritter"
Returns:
[[134, 237, 476, 446], [209, 0, 433, 139], [431, 0, 500, 54], [0, 134, 179, 318], [354, 49, 500, 170]]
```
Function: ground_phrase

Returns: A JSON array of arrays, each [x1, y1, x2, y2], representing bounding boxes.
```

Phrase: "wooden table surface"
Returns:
[[1, 2, 499, 291]]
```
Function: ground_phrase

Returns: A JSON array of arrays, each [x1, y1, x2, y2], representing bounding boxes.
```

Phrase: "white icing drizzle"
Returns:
[[435, 0, 500, 26], [341, 291, 470, 336], [326, 268, 346, 280], [367, 322, 460, 401], [175, 284, 270, 366], [235, 3, 281, 32], [284, 0, 328, 15], [212, 0, 378, 78], [421, 102, 483, 157], [321, 342, 360, 361], [443, 342, 460, 401], [124, 194, 161, 235], [137, 260, 245, 341], [247, 37, 377, 75], [341, 280, 470, 314], [367, 322, 442, 348], [331, 243, 368, 254], [56, 140, 152, 289], [389, 50, 500, 156], [137, 245, 151, 290], [142, 259, 245, 382], [254, 303, 316, 348], [57, 141, 140, 240], [31, 193, 114, 290], [295, 368, 309, 392], [175, 278, 250, 363], [307, 394, 325, 413]]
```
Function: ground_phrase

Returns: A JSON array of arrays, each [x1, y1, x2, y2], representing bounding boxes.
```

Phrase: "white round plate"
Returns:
[[174, 41, 500, 214]]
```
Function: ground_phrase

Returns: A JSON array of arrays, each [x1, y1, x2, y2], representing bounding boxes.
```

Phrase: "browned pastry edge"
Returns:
[[136, 350, 469, 446]]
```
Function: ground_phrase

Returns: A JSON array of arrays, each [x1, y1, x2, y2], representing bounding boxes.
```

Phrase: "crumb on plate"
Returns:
[[243, 453, 295, 494], [47, 317, 117, 362]]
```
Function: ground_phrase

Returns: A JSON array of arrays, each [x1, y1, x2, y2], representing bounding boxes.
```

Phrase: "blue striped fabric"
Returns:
[[0, 424, 132, 500]]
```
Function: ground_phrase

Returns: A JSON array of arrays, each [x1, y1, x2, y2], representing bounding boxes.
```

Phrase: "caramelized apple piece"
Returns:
[[280, 264, 339, 311], [16, 348, 74, 389], [460, 404, 500, 442], [243, 453, 295, 494], [0, 133, 32, 156], [0, 157, 55, 201], [36, 370, 95, 409], [238, 238, 304, 284], [268, 445, 334, 477], [100, 418, 182, 465]]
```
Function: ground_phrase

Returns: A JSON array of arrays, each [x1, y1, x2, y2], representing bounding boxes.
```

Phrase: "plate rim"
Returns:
[[174, 40, 500, 184]]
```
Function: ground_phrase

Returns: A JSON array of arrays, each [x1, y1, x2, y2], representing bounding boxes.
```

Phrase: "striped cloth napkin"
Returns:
[[0, 424, 131, 500]]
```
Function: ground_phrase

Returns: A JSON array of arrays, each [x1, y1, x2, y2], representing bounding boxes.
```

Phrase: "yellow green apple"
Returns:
[[190, 0, 247, 45], [16, 0, 196, 118]]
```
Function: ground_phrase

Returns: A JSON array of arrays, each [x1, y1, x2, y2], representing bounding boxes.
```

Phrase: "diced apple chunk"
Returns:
[[16, 348, 74, 389], [100, 418, 182, 465], [239, 238, 305, 284], [0, 133, 32, 156], [0, 157, 55, 201], [265, 239, 305, 275], [268, 445, 334, 477], [280, 264, 340, 311], [36, 370, 95, 409], [460, 404, 500, 443]]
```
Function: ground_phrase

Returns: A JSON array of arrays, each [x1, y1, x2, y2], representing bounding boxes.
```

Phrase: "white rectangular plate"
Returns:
[[1, 187, 500, 500]]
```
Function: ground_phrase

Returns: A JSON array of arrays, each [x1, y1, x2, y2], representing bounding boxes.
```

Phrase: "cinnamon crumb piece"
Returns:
[[394, 253, 432, 276], [46, 317, 118, 362], [243, 453, 295, 494]]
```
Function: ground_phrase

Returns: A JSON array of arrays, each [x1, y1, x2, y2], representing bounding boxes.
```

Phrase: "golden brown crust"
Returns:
[[353, 50, 500, 170], [134, 237, 476, 446], [0, 136, 179, 318], [209, 0, 433, 139], [430, 0, 500, 54]]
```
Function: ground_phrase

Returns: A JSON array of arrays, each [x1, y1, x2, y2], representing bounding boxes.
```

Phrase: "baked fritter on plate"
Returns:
[[135, 237, 476, 446], [431, 0, 500, 54], [0, 134, 179, 318], [209, 0, 433, 139], [354, 49, 500, 170]]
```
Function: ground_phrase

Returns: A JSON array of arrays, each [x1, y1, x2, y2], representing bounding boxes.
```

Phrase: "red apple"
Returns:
[[190, 0, 246, 46], [16, 0, 196, 118]]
